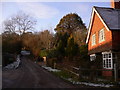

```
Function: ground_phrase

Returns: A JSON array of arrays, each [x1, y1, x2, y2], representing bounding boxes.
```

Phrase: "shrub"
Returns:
[[47, 49, 58, 58], [65, 36, 79, 61], [39, 50, 48, 57], [79, 45, 90, 68], [2, 53, 16, 66], [2, 33, 22, 54], [46, 58, 57, 68]]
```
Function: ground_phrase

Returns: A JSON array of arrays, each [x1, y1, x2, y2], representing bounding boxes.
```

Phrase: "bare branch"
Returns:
[[3, 11, 37, 35]]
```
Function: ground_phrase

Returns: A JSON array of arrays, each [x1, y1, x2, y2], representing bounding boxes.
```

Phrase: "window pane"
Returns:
[[109, 54, 111, 58], [103, 54, 105, 58], [103, 60, 106, 67], [105, 54, 106, 58], [106, 54, 108, 58], [108, 59, 111, 68], [106, 59, 109, 68], [92, 34, 96, 46], [99, 29, 105, 42], [102, 54, 104, 58]]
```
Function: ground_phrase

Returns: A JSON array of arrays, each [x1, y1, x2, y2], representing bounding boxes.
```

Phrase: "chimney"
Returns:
[[111, 0, 120, 9]]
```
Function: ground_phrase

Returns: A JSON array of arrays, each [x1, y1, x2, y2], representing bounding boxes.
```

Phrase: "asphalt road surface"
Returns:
[[2, 56, 76, 88], [0, 66, 2, 89]]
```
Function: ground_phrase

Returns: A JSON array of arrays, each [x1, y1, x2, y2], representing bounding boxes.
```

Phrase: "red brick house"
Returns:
[[86, 0, 120, 78]]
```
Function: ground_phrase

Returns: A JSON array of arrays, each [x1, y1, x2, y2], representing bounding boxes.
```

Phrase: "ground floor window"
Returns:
[[90, 54, 96, 61], [102, 52, 113, 69]]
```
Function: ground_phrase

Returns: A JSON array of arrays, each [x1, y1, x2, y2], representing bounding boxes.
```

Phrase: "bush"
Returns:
[[65, 36, 79, 61], [39, 50, 48, 57], [47, 49, 58, 58], [79, 45, 90, 68], [46, 58, 57, 68], [79, 45, 89, 60], [2, 53, 16, 66], [2, 32, 22, 54], [56, 40, 65, 57]]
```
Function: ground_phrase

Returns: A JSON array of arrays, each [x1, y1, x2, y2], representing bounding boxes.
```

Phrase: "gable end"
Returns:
[[86, 7, 110, 44]]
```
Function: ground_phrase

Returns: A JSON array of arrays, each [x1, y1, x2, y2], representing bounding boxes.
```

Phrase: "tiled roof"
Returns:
[[95, 6, 120, 30]]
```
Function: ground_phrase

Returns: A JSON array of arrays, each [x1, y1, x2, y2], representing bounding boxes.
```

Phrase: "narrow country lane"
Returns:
[[2, 56, 76, 88]]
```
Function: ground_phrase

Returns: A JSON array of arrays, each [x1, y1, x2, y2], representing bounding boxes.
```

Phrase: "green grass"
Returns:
[[52, 69, 80, 83], [52, 69, 119, 88], [53, 70, 71, 79]]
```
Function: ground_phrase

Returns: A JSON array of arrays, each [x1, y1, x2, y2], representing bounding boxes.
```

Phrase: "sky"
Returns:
[[0, 0, 111, 33]]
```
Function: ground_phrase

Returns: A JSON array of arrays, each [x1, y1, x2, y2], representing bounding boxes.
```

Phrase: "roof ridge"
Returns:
[[94, 6, 114, 9], [94, 6, 120, 10]]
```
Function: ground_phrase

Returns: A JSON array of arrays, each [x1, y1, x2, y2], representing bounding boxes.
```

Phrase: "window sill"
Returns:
[[103, 68, 113, 69], [91, 44, 96, 46], [99, 40, 105, 43]]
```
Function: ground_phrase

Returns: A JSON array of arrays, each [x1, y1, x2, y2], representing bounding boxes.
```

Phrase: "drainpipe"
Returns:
[[114, 63, 117, 82], [114, 53, 118, 82]]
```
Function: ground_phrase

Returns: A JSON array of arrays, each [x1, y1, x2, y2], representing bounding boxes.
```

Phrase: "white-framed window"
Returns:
[[90, 54, 96, 61], [102, 52, 113, 69], [92, 34, 96, 46], [99, 28, 105, 43]]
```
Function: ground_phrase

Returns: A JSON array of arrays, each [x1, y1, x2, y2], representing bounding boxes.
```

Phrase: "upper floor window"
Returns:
[[92, 34, 96, 46], [99, 29, 105, 43]]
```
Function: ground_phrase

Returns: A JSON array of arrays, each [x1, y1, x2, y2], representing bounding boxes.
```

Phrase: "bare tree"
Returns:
[[4, 11, 37, 35], [38, 30, 54, 50], [21, 30, 54, 58]]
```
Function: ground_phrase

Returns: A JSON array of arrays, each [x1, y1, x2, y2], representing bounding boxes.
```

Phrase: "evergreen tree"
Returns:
[[66, 36, 79, 59], [57, 40, 65, 56], [55, 13, 86, 35]]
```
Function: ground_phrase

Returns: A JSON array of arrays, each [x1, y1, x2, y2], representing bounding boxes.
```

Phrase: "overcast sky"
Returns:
[[1, 1, 111, 33]]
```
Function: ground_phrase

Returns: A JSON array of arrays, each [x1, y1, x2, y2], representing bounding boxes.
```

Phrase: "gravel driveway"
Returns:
[[2, 56, 76, 88]]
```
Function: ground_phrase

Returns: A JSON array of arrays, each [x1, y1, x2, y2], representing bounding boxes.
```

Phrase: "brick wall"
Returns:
[[112, 31, 120, 51], [88, 12, 112, 55]]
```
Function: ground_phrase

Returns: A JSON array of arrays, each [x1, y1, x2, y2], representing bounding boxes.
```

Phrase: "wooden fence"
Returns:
[[55, 63, 119, 82]]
